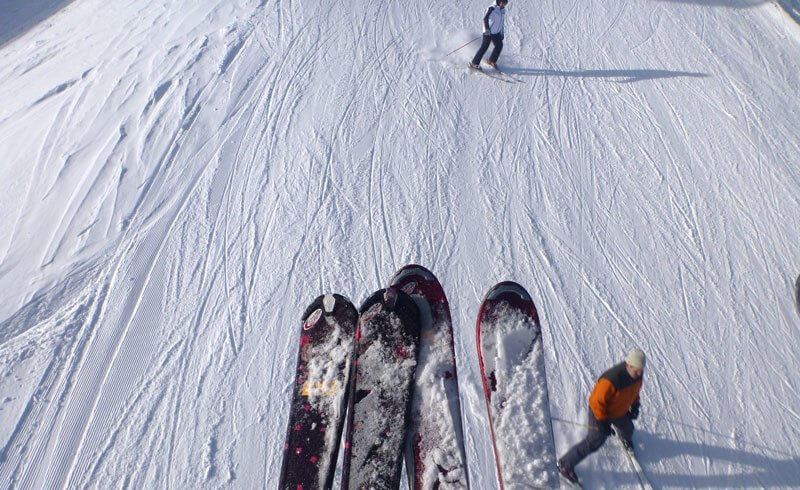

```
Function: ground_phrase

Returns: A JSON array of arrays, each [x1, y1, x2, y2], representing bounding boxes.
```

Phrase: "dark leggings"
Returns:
[[559, 409, 634, 469], [471, 34, 503, 65]]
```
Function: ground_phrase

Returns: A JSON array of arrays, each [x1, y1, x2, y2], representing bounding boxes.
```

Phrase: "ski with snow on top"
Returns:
[[342, 287, 421, 490], [476, 282, 559, 489], [390, 265, 469, 489], [279, 294, 358, 490]]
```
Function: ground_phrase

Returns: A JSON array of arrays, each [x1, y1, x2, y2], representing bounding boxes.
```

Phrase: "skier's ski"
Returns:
[[342, 287, 421, 490], [390, 265, 469, 489], [617, 437, 652, 490], [488, 65, 523, 83], [467, 63, 514, 83], [477, 282, 559, 489], [279, 294, 358, 490]]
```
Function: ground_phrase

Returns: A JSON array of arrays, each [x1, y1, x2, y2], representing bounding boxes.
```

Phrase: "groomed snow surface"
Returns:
[[1, 0, 800, 488]]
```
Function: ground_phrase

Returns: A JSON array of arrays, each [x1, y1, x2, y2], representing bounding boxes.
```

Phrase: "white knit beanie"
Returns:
[[625, 349, 646, 369]]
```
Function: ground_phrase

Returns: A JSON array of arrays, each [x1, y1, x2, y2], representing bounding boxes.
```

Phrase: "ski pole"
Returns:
[[551, 417, 612, 432], [443, 36, 480, 58]]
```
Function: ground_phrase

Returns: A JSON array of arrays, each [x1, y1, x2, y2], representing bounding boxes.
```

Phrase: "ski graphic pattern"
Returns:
[[342, 287, 421, 490], [279, 294, 358, 490], [477, 282, 559, 489], [390, 265, 469, 489]]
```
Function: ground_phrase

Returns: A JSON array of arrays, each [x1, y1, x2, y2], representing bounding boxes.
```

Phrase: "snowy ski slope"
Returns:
[[1, 0, 800, 487]]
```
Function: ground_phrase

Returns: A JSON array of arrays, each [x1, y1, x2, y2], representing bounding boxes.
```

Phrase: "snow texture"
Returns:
[[1, 0, 800, 488], [480, 298, 559, 489]]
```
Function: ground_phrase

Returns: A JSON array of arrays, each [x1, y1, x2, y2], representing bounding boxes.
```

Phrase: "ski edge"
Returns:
[[618, 438, 653, 490]]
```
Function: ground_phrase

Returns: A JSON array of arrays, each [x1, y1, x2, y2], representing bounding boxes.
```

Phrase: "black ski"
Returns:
[[279, 294, 358, 490], [342, 287, 421, 489]]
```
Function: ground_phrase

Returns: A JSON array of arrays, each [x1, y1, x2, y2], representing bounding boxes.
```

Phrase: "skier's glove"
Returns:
[[628, 402, 640, 420]]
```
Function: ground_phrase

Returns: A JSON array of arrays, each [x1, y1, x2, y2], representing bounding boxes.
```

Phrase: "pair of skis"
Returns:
[[467, 63, 522, 83], [278, 265, 468, 490]]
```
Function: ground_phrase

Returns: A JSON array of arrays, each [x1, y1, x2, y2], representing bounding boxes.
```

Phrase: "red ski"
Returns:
[[476, 282, 558, 489], [390, 265, 469, 489]]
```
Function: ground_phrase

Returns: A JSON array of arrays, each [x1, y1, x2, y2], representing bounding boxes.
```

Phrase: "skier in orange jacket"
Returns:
[[557, 349, 646, 485]]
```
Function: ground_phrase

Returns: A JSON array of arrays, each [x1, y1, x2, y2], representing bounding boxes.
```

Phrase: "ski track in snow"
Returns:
[[1, 0, 800, 488]]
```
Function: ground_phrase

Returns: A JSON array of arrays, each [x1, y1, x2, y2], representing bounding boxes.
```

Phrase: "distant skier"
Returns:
[[469, 0, 508, 70], [557, 349, 646, 485]]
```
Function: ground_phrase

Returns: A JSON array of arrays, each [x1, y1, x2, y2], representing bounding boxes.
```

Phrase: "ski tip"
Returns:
[[484, 281, 532, 303], [390, 264, 437, 285], [302, 293, 356, 322]]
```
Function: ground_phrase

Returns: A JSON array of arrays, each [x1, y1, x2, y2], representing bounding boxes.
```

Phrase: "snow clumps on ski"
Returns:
[[390, 264, 469, 489], [279, 294, 358, 490], [477, 282, 559, 489], [342, 287, 421, 489]]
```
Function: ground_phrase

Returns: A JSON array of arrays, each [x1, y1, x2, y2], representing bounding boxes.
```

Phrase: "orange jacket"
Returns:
[[589, 362, 642, 421]]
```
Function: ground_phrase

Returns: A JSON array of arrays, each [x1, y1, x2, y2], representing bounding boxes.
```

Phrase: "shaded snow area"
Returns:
[[482, 303, 559, 489], [1, 0, 800, 488]]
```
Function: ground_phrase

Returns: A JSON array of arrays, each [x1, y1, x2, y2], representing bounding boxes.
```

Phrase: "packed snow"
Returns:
[[2, 0, 800, 488]]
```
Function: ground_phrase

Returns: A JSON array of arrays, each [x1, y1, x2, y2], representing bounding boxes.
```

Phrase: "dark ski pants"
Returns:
[[471, 33, 503, 65], [559, 409, 635, 470]]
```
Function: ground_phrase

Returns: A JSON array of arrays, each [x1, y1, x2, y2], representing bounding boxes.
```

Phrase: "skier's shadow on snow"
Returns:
[[502, 67, 709, 83], [636, 430, 800, 488]]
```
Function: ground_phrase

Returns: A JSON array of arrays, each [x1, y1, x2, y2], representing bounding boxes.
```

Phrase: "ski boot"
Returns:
[[557, 460, 581, 487]]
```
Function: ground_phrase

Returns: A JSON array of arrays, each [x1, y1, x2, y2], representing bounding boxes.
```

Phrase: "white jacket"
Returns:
[[482, 3, 506, 36]]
